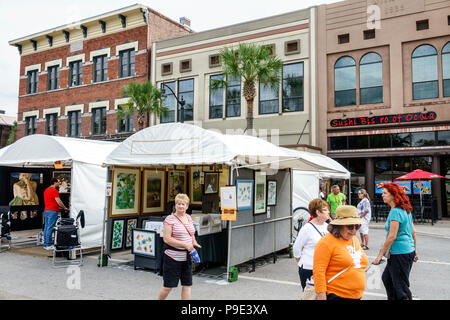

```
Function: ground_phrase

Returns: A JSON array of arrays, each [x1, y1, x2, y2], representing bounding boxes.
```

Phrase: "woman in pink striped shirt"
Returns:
[[158, 194, 201, 300]]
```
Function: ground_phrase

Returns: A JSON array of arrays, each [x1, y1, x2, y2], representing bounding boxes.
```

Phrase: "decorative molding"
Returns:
[[114, 97, 131, 110], [23, 110, 40, 119], [66, 54, 86, 67], [25, 63, 42, 74], [89, 100, 110, 112], [90, 48, 111, 61], [45, 59, 63, 70], [43, 107, 61, 117], [64, 104, 85, 116], [116, 41, 138, 54]]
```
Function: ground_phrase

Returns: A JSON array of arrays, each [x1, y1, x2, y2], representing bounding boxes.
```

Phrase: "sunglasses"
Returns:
[[346, 224, 361, 231]]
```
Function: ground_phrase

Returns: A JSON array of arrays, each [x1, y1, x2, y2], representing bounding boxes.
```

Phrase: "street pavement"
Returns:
[[1, 220, 450, 300]]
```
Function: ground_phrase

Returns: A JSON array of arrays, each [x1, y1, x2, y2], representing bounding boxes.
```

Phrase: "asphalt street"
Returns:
[[0, 227, 449, 300]]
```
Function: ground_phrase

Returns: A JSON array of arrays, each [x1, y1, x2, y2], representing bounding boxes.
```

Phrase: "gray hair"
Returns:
[[331, 185, 340, 191], [327, 224, 343, 239]]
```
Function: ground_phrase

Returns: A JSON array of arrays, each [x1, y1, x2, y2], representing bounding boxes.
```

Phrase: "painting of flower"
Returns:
[[111, 168, 140, 217]]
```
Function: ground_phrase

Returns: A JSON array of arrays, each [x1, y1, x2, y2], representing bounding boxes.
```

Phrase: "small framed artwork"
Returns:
[[52, 171, 71, 193], [254, 171, 267, 215], [132, 229, 156, 257], [167, 169, 187, 202], [125, 218, 138, 248], [111, 219, 125, 251], [236, 180, 254, 211], [267, 180, 277, 206], [142, 169, 166, 215], [204, 172, 219, 194], [110, 168, 140, 217], [190, 166, 203, 205]]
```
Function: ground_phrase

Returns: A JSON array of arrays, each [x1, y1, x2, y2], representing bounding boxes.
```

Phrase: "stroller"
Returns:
[[0, 206, 12, 252], [52, 210, 85, 267]]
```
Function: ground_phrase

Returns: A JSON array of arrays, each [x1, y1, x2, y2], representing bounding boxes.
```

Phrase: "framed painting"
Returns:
[[111, 219, 125, 251], [52, 171, 71, 193], [9, 172, 40, 207], [236, 180, 254, 211], [110, 168, 140, 217], [190, 166, 203, 205], [125, 218, 138, 248], [132, 229, 156, 257], [142, 169, 165, 214], [254, 171, 267, 215], [204, 172, 219, 194], [167, 169, 186, 202], [267, 180, 277, 206]]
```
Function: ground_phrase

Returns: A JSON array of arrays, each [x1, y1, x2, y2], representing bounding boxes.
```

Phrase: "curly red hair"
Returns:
[[382, 182, 413, 213]]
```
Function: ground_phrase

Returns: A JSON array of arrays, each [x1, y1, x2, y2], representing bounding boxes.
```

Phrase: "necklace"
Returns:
[[333, 193, 342, 205]]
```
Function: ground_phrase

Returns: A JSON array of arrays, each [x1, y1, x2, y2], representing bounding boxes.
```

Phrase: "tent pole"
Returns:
[[100, 168, 111, 268], [226, 165, 234, 282]]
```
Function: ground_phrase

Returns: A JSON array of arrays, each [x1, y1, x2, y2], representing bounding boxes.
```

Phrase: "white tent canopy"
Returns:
[[0, 135, 119, 249], [103, 123, 348, 175]]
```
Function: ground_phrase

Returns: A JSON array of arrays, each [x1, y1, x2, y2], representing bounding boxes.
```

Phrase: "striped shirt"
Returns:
[[164, 214, 195, 262]]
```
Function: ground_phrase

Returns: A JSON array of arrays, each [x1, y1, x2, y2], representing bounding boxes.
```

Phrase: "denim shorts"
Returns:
[[162, 253, 192, 288]]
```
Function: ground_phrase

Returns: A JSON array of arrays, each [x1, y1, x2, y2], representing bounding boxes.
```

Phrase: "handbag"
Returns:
[[302, 238, 354, 300]]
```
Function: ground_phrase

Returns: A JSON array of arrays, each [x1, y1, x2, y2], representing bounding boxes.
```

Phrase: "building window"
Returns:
[[25, 116, 36, 136], [416, 19, 429, 31], [412, 45, 438, 100], [67, 110, 81, 137], [226, 76, 241, 118], [27, 70, 38, 94], [338, 34, 350, 44], [363, 29, 376, 40], [45, 113, 58, 136], [360, 52, 383, 104], [119, 49, 135, 78], [178, 79, 194, 121], [259, 81, 279, 115], [443, 42, 450, 97], [93, 55, 108, 82], [160, 81, 176, 123], [117, 106, 134, 133], [47, 66, 59, 90], [209, 54, 221, 68], [161, 63, 173, 76], [180, 59, 192, 73], [69, 60, 83, 87], [209, 74, 224, 119], [285, 40, 300, 55], [282, 62, 304, 112], [91, 107, 106, 135], [334, 56, 356, 107]]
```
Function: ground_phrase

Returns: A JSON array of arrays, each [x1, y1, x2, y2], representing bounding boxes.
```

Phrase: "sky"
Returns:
[[0, 0, 342, 117]]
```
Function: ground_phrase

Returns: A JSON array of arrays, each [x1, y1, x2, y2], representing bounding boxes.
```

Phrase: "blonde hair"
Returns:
[[175, 193, 190, 205], [358, 188, 370, 201]]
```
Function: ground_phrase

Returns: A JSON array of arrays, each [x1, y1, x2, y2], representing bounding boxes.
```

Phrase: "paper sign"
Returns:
[[106, 182, 112, 197], [221, 208, 237, 221], [54, 160, 63, 169], [220, 186, 237, 209]]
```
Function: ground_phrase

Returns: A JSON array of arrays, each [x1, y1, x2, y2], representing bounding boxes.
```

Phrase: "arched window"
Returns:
[[335, 56, 356, 107], [360, 52, 383, 104], [443, 42, 450, 97], [412, 44, 438, 100]]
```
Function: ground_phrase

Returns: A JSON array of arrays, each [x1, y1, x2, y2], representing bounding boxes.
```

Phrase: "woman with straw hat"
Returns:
[[313, 205, 369, 300]]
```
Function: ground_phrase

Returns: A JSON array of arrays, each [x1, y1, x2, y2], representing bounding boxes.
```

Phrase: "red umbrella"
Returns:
[[396, 169, 445, 180]]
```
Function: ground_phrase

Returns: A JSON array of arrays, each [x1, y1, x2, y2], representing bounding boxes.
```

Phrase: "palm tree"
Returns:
[[212, 43, 283, 133], [119, 81, 168, 131]]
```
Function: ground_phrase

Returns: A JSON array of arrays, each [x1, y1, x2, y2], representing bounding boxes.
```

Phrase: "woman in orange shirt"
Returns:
[[313, 205, 368, 300]]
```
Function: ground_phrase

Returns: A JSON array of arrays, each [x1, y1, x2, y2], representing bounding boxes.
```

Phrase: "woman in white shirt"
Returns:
[[293, 198, 330, 291], [357, 188, 372, 250]]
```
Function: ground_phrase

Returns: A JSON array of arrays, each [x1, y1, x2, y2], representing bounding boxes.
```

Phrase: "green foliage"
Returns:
[[6, 121, 17, 146]]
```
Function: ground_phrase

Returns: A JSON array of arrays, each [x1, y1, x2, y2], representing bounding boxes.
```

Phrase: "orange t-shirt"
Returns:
[[313, 233, 368, 299]]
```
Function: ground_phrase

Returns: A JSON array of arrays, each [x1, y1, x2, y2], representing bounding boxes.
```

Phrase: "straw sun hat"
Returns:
[[329, 205, 367, 225]]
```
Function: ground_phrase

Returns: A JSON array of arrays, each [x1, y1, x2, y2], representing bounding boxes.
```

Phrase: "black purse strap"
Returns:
[[309, 222, 324, 237]]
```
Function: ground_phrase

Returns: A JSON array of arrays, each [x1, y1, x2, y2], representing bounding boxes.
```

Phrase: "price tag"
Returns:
[[106, 182, 112, 197]]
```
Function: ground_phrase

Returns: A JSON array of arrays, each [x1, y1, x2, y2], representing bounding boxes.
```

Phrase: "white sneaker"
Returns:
[[43, 245, 55, 250]]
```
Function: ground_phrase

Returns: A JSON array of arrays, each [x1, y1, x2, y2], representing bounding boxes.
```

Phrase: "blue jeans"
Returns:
[[43, 211, 58, 247]]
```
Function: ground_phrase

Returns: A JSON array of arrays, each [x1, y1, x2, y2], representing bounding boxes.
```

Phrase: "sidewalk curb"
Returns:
[[369, 224, 450, 239]]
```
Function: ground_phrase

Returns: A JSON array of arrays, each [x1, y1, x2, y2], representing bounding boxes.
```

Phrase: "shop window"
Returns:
[[209, 74, 224, 119], [160, 81, 176, 123], [411, 131, 436, 147], [370, 134, 390, 149], [412, 45, 438, 100], [348, 158, 366, 175], [226, 76, 241, 118], [178, 79, 194, 121], [443, 42, 450, 97], [391, 133, 411, 148], [348, 135, 369, 150], [412, 157, 432, 172], [437, 130, 450, 146], [282, 62, 304, 112], [392, 157, 411, 173], [360, 52, 383, 104], [334, 56, 356, 107], [329, 136, 347, 150], [375, 158, 391, 174]]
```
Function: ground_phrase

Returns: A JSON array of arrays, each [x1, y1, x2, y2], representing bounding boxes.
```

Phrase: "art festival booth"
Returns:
[[101, 123, 350, 279], [0, 135, 119, 250]]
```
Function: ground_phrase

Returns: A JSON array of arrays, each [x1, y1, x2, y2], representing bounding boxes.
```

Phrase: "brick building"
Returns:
[[9, 4, 192, 141]]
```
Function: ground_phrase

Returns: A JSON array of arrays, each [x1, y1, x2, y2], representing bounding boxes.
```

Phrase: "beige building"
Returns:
[[152, 8, 319, 150], [316, 0, 450, 218]]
